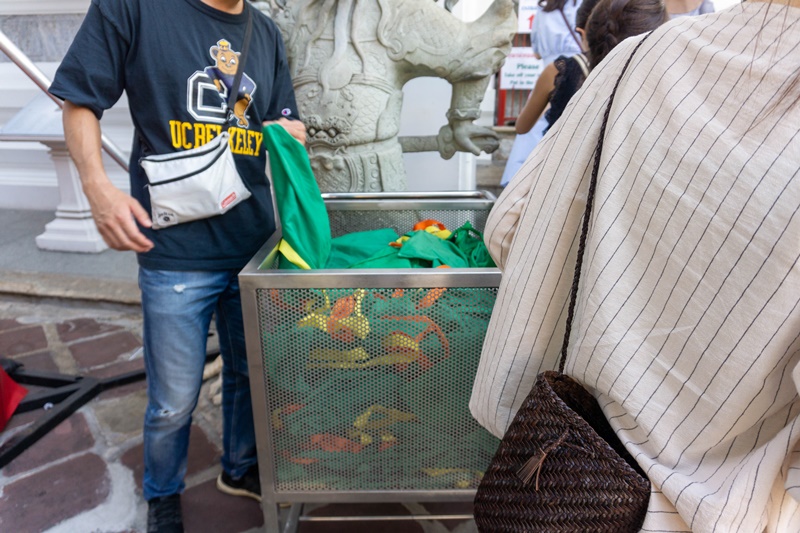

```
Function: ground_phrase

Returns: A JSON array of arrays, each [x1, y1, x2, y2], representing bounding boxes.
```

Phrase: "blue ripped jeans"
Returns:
[[139, 267, 256, 501]]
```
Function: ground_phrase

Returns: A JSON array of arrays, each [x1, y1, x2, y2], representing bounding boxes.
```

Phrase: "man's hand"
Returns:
[[62, 101, 154, 253], [84, 178, 154, 252], [263, 117, 307, 145]]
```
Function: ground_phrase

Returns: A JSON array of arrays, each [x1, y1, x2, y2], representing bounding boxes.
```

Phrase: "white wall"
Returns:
[[400, 78, 460, 192], [0, 0, 90, 15], [400, 0, 499, 191]]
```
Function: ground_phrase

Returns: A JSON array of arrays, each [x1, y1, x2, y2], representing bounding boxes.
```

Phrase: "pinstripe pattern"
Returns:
[[470, 4, 800, 531]]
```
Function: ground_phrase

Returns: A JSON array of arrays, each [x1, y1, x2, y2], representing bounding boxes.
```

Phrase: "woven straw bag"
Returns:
[[473, 370, 650, 531], [473, 36, 653, 533]]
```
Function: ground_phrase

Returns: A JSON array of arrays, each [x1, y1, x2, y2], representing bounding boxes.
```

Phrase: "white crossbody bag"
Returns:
[[140, 8, 253, 230]]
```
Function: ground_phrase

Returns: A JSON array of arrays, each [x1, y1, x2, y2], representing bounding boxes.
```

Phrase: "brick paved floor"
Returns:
[[0, 295, 476, 533]]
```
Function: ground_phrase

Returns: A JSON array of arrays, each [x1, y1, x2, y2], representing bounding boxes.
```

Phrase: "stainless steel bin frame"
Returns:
[[239, 192, 501, 532]]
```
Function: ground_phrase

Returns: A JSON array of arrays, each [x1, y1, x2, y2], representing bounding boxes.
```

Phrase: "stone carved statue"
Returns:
[[264, 0, 516, 192]]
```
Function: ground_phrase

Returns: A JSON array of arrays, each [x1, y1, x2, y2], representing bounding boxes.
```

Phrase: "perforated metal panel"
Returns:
[[256, 286, 498, 493]]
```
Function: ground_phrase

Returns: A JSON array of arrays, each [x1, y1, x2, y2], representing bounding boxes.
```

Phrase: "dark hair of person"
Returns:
[[576, 0, 604, 31], [585, 0, 668, 69], [538, 0, 578, 14], [762, 1, 800, 114]]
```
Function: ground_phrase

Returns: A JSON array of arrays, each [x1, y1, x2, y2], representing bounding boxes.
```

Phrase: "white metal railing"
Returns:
[[0, 29, 129, 171]]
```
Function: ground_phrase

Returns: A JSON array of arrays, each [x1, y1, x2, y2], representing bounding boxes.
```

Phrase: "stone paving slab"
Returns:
[[183, 478, 263, 532], [0, 324, 48, 356], [3, 413, 94, 477], [12, 350, 60, 374], [57, 318, 123, 343], [0, 294, 480, 532], [69, 330, 142, 369]]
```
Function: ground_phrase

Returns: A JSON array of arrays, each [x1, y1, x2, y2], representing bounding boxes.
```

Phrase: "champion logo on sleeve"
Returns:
[[281, 108, 292, 116]]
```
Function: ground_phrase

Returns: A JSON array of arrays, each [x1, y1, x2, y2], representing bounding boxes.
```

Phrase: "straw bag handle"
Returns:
[[558, 34, 651, 374]]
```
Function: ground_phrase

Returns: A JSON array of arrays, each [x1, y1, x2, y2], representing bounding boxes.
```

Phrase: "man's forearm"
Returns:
[[516, 62, 557, 135], [62, 101, 111, 194]]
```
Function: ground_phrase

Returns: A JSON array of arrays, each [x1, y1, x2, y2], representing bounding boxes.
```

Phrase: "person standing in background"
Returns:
[[514, 0, 716, 136], [49, 0, 305, 531], [500, 0, 583, 187], [530, 0, 585, 63], [541, 0, 668, 131], [514, 0, 601, 136]]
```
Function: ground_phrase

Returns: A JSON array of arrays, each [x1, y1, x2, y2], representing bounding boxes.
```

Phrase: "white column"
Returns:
[[35, 142, 108, 253], [458, 153, 477, 190]]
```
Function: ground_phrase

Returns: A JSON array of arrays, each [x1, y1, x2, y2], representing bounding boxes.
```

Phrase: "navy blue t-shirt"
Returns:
[[49, 0, 299, 271]]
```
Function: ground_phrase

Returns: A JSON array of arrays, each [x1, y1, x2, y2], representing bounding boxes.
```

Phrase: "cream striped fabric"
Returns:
[[470, 4, 800, 532]]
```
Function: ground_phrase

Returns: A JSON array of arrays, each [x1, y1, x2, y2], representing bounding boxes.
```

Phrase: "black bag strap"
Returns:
[[226, 4, 253, 125], [558, 34, 651, 374]]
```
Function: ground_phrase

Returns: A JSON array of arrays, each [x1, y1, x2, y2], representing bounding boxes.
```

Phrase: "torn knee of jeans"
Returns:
[[172, 284, 186, 293], [147, 403, 192, 422]]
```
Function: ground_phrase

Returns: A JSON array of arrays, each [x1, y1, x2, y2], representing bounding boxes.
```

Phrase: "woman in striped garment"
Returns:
[[470, 1, 800, 531]]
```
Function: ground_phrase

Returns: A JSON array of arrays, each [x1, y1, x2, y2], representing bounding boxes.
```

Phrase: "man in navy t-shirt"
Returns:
[[49, 0, 305, 531]]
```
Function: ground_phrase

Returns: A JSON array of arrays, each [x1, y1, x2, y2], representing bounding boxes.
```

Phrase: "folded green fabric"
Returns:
[[326, 228, 400, 269], [348, 245, 416, 269], [397, 230, 470, 268], [326, 222, 492, 270], [448, 221, 496, 268]]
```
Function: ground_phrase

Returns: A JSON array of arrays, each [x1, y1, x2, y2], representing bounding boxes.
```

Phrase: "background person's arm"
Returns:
[[62, 100, 153, 252], [515, 62, 558, 134]]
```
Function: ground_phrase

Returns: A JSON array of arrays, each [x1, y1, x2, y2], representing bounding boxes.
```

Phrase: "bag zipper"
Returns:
[[147, 143, 229, 186], [140, 132, 227, 165]]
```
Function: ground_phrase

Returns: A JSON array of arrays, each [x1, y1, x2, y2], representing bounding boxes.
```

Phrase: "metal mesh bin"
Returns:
[[239, 192, 501, 531]]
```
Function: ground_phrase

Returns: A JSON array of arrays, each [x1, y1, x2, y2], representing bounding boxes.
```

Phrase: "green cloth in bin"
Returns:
[[326, 222, 492, 270], [262, 124, 330, 270], [398, 229, 470, 268], [448, 221, 496, 268], [325, 228, 400, 269], [348, 246, 418, 269]]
